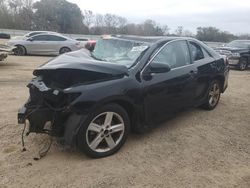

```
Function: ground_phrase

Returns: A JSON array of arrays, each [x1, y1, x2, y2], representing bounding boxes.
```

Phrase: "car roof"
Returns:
[[108, 35, 199, 44], [27, 31, 56, 34], [25, 31, 59, 37], [29, 33, 67, 38]]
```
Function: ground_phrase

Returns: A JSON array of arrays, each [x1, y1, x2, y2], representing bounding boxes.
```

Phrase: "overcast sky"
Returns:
[[68, 0, 250, 34]]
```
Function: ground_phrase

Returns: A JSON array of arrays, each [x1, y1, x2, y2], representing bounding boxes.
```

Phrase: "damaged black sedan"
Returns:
[[18, 36, 229, 158]]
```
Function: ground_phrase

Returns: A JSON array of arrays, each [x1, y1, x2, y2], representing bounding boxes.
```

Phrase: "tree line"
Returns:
[[0, 0, 249, 42]]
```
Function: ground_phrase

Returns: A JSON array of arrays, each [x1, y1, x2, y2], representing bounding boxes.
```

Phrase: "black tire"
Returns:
[[13, 45, 26, 56], [77, 104, 130, 158], [59, 47, 71, 54], [238, 58, 247, 71], [201, 80, 221, 110]]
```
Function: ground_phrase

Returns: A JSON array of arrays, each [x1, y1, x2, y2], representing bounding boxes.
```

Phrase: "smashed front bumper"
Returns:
[[17, 77, 76, 136]]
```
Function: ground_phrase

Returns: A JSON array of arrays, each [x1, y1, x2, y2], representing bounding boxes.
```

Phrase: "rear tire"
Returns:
[[13, 45, 26, 56], [59, 47, 71, 54], [201, 80, 221, 110], [238, 58, 247, 71], [77, 104, 130, 158]]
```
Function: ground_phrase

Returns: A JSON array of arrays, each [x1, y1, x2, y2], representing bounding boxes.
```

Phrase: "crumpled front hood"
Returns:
[[35, 49, 128, 75]]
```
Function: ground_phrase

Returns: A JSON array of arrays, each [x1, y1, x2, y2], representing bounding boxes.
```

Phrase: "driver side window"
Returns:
[[152, 40, 191, 69]]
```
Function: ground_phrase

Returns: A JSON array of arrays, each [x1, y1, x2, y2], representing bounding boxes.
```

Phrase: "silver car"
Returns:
[[7, 34, 82, 55]]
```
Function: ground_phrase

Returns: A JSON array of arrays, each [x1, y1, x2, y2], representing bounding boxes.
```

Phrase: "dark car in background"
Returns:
[[18, 36, 229, 158], [216, 40, 250, 71], [0, 33, 11, 39]]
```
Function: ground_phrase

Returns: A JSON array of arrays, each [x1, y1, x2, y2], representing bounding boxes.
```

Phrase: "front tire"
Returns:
[[77, 104, 130, 158], [201, 80, 221, 110], [13, 45, 26, 56]]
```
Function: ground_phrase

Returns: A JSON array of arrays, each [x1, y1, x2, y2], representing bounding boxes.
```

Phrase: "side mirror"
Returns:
[[142, 62, 171, 80], [149, 63, 171, 74]]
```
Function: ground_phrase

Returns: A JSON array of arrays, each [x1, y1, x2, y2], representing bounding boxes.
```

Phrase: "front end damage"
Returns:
[[17, 50, 128, 155], [18, 75, 81, 140]]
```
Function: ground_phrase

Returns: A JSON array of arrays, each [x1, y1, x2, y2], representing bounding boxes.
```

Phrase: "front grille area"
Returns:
[[28, 84, 66, 109]]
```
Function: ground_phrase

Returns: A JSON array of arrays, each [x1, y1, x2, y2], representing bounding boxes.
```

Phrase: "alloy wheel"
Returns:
[[60, 47, 71, 54], [14, 46, 25, 56], [86, 112, 125, 153], [208, 83, 220, 107]]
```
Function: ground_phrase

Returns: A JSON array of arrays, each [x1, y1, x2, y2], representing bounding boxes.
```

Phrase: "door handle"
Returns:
[[189, 70, 197, 74], [189, 70, 197, 77]]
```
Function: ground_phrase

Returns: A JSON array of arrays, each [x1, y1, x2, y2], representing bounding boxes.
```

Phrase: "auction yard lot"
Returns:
[[0, 50, 250, 187]]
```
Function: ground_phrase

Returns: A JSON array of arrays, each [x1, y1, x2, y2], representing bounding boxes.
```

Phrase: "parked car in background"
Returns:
[[0, 44, 15, 61], [75, 38, 89, 42], [216, 40, 250, 71], [7, 33, 82, 55], [75, 38, 90, 48], [0, 33, 11, 39], [18, 36, 229, 158]]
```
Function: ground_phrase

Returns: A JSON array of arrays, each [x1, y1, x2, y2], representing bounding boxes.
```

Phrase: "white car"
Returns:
[[7, 33, 82, 55]]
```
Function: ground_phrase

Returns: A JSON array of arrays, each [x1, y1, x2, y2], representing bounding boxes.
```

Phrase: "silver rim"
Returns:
[[61, 48, 70, 54], [15, 47, 24, 55], [208, 83, 220, 106], [86, 112, 125, 153]]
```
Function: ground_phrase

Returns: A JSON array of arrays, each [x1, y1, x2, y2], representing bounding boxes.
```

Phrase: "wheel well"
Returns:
[[213, 76, 224, 92], [108, 100, 135, 126], [60, 46, 71, 51], [15, 44, 26, 53]]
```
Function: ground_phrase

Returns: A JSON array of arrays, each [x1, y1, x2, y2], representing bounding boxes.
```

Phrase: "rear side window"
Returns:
[[31, 35, 48, 41], [47, 35, 67, 41], [152, 40, 191, 68], [189, 41, 204, 61]]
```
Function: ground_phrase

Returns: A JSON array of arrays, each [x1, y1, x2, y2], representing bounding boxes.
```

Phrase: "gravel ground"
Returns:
[[0, 52, 250, 187]]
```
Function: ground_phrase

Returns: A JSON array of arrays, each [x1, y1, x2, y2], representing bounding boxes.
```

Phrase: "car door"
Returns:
[[142, 40, 198, 124], [187, 40, 216, 105], [45, 35, 67, 54], [25, 35, 49, 54]]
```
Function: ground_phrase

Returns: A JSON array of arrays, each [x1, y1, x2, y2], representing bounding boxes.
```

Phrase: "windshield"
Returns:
[[91, 38, 149, 68], [226, 40, 250, 49]]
